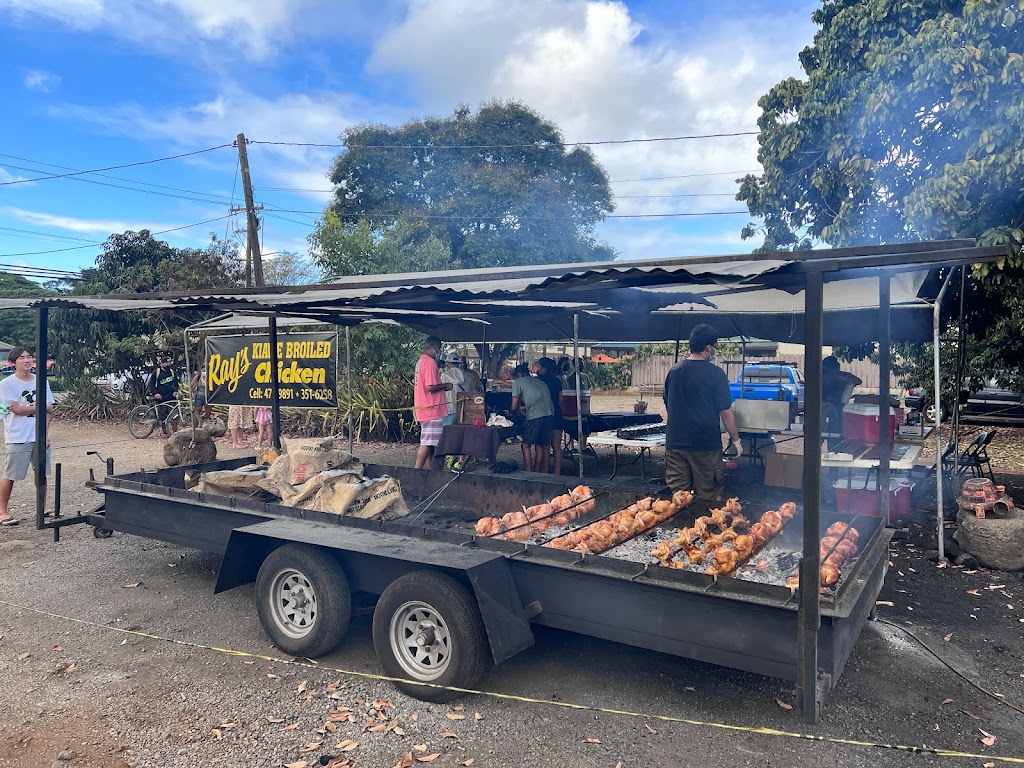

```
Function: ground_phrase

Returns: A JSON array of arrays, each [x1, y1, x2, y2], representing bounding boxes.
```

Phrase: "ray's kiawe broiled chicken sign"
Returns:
[[205, 332, 338, 407]]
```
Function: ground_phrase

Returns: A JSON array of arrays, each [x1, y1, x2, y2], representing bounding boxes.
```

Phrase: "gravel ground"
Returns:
[[2, 400, 1024, 768]]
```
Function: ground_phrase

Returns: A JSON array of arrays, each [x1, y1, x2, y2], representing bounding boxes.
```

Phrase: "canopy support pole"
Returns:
[[933, 269, 956, 561], [268, 316, 282, 451], [879, 274, 892, 525], [346, 326, 353, 455], [574, 313, 583, 478], [799, 270, 824, 724], [34, 307, 48, 531], [182, 329, 196, 441]]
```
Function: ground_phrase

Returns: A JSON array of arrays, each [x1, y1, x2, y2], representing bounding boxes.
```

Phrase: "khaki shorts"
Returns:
[[665, 447, 723, 501], [3, 442, 51, 482]]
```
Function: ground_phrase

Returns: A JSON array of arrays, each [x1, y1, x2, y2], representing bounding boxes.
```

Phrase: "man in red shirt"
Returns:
[[414, 336, 453, 470]]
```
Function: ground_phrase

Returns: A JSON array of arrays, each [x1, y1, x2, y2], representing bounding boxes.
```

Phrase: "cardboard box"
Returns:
[[458, 394, 486, 425], [764, 452, 804, 489]]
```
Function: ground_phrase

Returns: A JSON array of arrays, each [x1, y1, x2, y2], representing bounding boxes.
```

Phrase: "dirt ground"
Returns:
[[1, 396, 1023, 768]]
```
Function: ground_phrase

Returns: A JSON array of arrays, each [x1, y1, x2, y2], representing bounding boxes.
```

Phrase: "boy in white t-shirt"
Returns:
[[0, 346, 55, 525]]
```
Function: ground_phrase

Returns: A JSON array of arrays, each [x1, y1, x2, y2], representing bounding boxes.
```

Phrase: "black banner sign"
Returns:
[[206, 332, 337, 407]]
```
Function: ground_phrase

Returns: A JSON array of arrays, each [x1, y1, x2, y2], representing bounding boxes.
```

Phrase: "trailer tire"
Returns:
[[127, 405, 157, 439], [372, 570, 487, 704], [255, 544, 351, 658]]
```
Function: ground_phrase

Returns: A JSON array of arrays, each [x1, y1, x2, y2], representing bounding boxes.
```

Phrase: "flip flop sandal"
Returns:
[[0, 517, 19, 526]]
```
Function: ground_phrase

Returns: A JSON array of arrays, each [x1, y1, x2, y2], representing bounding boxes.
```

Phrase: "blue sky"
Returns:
[[0, 0, 820, 282]]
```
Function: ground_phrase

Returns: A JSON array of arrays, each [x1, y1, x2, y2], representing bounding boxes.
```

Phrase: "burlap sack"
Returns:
[[257, 448, 364, 501], [284, 437, 360, 484], [297, 475, 409, 520], [282, 468, 364, 508], [195, 464, 269, 499]]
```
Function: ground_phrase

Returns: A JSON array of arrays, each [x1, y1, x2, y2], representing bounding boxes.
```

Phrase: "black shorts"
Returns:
[[522, 415, 553, 446]]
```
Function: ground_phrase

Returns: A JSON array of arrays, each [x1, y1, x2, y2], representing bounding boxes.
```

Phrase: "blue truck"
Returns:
[[728, 362, 805, 416]]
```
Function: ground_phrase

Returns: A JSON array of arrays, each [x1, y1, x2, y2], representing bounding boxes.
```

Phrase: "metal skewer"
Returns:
[[481, 492, 606, 539]]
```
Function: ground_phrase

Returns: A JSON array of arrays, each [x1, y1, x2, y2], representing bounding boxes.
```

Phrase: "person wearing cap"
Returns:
[[147, 352, 181, 432], [822, 355, 862, 443], [663, 324, 742, 501], [414, 336, 453, 469], [440, 351, 467, 426], [0, 346, 55, 526], [510, 363, 554, 472]]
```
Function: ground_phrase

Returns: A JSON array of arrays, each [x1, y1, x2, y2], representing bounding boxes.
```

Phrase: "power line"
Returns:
[[261, 209, 749, 220], [0, 143, 234, 187], [0, 215, 235, 258], [0, 226, 98, 244], [248, 132, 757, 150], [611, 169, 758, 182]]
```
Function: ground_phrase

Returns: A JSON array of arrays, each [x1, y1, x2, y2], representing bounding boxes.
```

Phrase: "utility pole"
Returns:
[[235, 133, 265, 287]]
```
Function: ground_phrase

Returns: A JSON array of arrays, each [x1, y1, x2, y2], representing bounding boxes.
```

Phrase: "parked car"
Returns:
[[727, 362, 805, 416], [908, 379, 1024, 426]]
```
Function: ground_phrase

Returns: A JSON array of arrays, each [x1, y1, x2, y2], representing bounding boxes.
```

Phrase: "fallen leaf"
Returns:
[[776, 699, 793, 710], [936, 561, 948, 569], [979, 729, 996, 747], [298, 742, 322, 755], [212, 729, 223, 741], [367, 723, 389, 733], [221, 723, 237, 730], [280, 723, 300, 732], [942, 699, 955, 705], [297, 680, 308, 694], [944, 633, 953, 642], [394, 754, 413, 768], [63, 663, 76, 673], [324, 721, 337, 734], [267, 716, 286, 724], [413, 744, 427, 753], [439, 731, 458, 739], [416, 755, 440, 763], [283, 762, 309, 768], [445, 713, 465, 720], [51, 645, 63, 652], [964, 569, 977, 574], [961, 710, 982, 721], [582, 738, 602, 744], [986, 585, 1006, 590], [875, 600, 895, 607], [461, 760, 475, 767], [179, 692, 186, 702], [336, 740, 358, 752], [373, 700, 394, 709], [473, 713, 483, 721], [411, 713, 419, 722], [393, 726, 406, 736], [452, 704, 464, 711], [268, 674, 280, 680], [966, 589, 980, 596], [616, 763, 624, 768], [645, 724, 657, 734], [123, 582, 141, 588], [985, 763, 996, 767], [684, 686, 696, 692]]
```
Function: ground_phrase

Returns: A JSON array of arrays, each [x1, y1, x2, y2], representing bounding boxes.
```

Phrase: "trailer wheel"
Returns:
[[127, 405, 157, 439], [372, 571, 487, 703], [255, 544, 352, 658], [93, 527, 113, 538]]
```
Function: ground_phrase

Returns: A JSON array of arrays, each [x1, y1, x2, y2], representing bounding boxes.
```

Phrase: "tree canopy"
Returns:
[[316, 100, 616, 272], [738, 0, 1024, 383], [49, 230, 242, 383], [0, 272, 56, 347]]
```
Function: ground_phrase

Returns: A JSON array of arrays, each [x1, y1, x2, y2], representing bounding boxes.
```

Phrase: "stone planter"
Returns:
[[954, 508, 1024, 571]]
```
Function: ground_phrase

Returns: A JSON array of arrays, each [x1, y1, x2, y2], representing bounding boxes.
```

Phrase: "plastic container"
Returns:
[[833, 471, 914, 518], [842, 403, 896, 443]]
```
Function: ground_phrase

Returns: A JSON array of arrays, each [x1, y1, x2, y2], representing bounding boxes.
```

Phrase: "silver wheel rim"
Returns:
[[268, 568, 318, 639], [389, 601, 452, 681], [925, 404, 938, 422]]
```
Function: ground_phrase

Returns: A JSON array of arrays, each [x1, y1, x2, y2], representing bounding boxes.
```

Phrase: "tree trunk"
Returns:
[[474, 343, 519, 380]]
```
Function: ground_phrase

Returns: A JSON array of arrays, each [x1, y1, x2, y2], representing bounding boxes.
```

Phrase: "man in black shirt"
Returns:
[[147, 352, 181, 431], [663, 324, 742, 500]]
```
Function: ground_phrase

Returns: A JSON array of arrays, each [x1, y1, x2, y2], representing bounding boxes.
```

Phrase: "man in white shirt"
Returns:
[[0, 346, 55, 525], [440, 352, 467, 426]]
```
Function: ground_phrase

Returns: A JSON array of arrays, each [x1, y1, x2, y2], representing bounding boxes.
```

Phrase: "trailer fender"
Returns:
[[215, 519, 534, 664]]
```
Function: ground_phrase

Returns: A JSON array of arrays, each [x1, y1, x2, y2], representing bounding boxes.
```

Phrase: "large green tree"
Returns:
[[318, 100, 615, 271], [50, 231, 242, 389], [738, 0, 1024, 384], [0, 272, 56, 347]]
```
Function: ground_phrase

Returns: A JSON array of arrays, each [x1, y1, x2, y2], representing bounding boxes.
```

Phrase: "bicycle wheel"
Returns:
[[128, 404, 157, 438]]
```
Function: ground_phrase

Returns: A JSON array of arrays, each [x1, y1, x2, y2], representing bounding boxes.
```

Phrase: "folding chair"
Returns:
[[944, 431, 989, 480], [975, 429, 997, 480]]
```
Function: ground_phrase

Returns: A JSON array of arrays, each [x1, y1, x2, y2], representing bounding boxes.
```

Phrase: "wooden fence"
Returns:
[[631, 354, 898, 395]]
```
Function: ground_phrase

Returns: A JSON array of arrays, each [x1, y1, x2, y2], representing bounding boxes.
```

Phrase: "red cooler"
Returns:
[[833, 471, 914, 519], [842, 403, 896, 443]]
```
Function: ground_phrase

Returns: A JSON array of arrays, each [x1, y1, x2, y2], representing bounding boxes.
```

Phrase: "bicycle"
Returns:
[[127, 398, 198, 438]]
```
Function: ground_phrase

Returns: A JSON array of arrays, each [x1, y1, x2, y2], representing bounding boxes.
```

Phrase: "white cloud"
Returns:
[[0, 168, 34, 184], [0, 0, 392, 60], [23, 68, 61, 92], [1, 205, 209, 236], [371, 0, 814, 212]]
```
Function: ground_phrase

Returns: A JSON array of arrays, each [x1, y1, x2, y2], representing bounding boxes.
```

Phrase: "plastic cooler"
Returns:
[[833, 471, 914, 518], [842, 403, 896, 443]]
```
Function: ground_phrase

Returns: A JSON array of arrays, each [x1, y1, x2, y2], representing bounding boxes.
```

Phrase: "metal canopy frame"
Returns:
[[13, 238, 1008, 723]]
